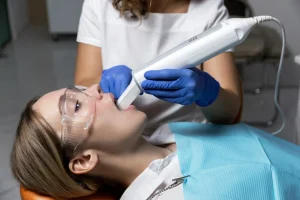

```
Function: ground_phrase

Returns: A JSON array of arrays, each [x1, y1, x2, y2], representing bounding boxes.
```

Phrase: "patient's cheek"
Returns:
[[47, 118, 61, 133]]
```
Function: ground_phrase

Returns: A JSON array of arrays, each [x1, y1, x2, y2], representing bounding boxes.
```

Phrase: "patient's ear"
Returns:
[[69, 150, 98, 175]]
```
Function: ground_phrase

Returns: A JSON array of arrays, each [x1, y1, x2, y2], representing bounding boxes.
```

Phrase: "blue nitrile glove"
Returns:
[[141, 68, 220, 107], [100, 65, 132, 99]]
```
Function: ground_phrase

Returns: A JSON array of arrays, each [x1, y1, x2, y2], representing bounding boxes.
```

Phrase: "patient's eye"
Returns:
[[75, 100, 81, 113]]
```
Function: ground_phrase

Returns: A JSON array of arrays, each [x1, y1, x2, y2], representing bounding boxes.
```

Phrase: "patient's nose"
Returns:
[[85, 84, 102, 100]]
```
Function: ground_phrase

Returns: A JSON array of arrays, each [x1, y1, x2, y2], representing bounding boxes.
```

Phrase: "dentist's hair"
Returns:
[[112, 0, 150, 20], [10, 98, 98, 199]]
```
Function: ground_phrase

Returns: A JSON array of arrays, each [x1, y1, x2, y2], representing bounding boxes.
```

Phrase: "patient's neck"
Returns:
[[95, 138, 171, 186]]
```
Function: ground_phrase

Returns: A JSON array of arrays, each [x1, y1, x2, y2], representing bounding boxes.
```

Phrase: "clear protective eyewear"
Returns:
[[60, 86, 96, 156]]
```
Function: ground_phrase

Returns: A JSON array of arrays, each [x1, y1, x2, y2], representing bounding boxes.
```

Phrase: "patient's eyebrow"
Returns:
[[58, 94, 65, 115]]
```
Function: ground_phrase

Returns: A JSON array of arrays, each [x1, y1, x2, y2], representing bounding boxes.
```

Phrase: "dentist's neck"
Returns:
[[95, 138, 171, 186]]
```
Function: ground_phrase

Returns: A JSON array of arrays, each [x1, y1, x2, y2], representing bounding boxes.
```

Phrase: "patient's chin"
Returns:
[[138, 111, 147, 123], [140, 113, 148, 131], [130, 111, 147, 134]]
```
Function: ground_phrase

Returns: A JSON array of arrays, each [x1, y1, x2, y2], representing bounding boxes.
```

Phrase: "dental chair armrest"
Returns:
[[20, 186, 118, 200]]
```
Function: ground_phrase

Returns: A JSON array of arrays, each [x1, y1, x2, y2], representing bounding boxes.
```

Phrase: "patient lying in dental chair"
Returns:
[[11, 85, 300, 200]]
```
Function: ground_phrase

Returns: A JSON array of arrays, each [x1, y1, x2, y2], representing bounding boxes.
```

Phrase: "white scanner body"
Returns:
[[117, 18, 257, 110]]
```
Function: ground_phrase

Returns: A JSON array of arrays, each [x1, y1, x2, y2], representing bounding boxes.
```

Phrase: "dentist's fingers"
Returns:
[[143, 88, 189, 98], [159, 97, 193, 105], [141, 80, 182, 90], [144, 69, 193, 80]]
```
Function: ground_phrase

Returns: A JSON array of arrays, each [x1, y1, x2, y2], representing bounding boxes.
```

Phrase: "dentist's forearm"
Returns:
[[75, 43, 103, 87], [75, 78, 100, 87], [201, 52, 242, 124], [201, 87, 241, 124]]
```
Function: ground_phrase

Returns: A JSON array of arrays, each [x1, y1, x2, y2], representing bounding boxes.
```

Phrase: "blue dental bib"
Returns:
[[169, 122, 300, 200]]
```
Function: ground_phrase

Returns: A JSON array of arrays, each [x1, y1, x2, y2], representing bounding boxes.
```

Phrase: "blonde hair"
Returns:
[[112, 0, 151, 20], [11, 98, 99, 199]]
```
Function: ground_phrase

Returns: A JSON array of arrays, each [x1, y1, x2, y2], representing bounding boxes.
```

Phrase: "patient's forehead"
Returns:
[[33, 88, 66, 133]]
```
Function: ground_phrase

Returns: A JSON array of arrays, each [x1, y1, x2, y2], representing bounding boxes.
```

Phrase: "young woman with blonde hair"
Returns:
[[11, 85, 300, 200]]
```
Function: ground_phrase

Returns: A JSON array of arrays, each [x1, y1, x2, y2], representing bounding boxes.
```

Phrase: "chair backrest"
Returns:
[[224, 0, 253, 17], [20, 186, 118, 200]]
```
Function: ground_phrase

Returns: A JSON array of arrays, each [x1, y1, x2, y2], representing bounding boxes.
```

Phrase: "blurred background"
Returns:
[[0, 0, 300, 199]]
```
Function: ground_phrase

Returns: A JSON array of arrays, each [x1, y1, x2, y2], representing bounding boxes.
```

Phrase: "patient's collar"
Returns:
[[120, 152, 177, 200]]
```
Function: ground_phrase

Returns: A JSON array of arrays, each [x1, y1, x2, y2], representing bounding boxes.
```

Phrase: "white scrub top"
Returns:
[[77, 0, 231, 135]]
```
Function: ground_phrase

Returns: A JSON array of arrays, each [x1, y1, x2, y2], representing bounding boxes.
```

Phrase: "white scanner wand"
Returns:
[[116, 16, 286, 135]]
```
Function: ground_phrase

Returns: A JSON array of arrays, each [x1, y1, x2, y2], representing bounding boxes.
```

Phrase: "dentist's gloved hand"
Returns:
[[141, 68, 220, 107], [100, 65, 132, 99]]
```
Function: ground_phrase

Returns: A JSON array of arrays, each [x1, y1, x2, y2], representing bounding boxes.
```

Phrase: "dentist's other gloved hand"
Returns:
[[100, 65, 132, 99], [141, 68, 220, 107]]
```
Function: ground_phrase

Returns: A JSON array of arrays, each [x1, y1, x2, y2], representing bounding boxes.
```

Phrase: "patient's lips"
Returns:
[[124, 105, 136, 111]]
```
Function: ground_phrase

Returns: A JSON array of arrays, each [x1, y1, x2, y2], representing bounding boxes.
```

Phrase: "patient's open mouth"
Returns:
[[124, 105, 136, 111]]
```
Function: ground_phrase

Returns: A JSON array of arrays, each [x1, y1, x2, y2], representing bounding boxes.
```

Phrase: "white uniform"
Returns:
[[77, 0, 231, 136]]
